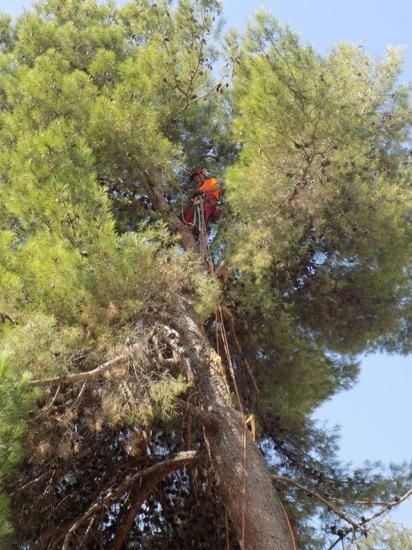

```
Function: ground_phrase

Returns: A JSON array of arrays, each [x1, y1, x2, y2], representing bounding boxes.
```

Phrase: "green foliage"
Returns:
[[0, 0, 229, 538], [0, 1, 410, 547], [149, 373, 192, 421], [348, 522, 412, 549], [191, 269, 221, 319], [225, 11, 411, 351], [1, 313, 82, 378], [0, 493, 12, 542], [220, 13, 410, 545], [100, 373, 192, 427], [0, 14, 12, 52], [220, 11, 411, 432], [0, 353, 39, 540]]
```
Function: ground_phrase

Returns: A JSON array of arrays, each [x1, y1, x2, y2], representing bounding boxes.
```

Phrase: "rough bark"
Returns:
[[172, 302, 295, 550]]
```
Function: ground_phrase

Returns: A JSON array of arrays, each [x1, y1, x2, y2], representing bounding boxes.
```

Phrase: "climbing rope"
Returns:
[[194, 203, 247, 547], [193, 194, 296, 550]]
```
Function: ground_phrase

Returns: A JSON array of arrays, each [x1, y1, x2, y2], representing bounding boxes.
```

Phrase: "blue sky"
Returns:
[[224, 0, 411, 76], [3, 0, 412, 529]]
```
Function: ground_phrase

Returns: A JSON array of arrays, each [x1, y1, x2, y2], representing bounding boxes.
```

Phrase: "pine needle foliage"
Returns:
[[348, 522, 412, 549], [0, 352, 39, 541], [225, 12, 411, 354], [0, 0, 226, 538], [0, 1, 410, 547]]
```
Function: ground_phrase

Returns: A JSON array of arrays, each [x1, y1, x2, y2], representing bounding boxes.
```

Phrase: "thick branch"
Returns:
[[111, 451, 203, 550], [111, 480, 150, 550], [175, 397, 219, 431]]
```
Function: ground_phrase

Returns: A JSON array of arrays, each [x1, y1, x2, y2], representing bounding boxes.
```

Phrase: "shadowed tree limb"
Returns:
[[272, 474, 367, 535], [111, 450, 204, 550], [61, 451, 201, 550], [274, 474, 412, 546]]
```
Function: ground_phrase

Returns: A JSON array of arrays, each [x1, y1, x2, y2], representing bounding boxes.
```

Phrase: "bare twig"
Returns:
[[272, 474, 367, 535], [38, 385, 61, 416], [81, 515, 96, 548], [327, 496, 393, 506], [10, 471, 49, 496], [360, 487, 412, 526], [30, 343, 142, 386], [62, 497, 106, 550], [184, 63, 233, 108], [327, 536, 344, 550], [73, 381, 87, 408]]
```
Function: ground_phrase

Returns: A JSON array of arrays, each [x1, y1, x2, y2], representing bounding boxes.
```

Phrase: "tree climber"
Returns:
[[181, 168, 221, 236]]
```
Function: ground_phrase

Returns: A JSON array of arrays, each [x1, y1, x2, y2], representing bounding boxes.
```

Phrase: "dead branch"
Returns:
[[72, 380, 87, 408], [111, 480, 144, 550], [10, 471, 49, 497], [38, 385, 61, 416], [30, 343, 142, 387], [32, 520, 73, 550]]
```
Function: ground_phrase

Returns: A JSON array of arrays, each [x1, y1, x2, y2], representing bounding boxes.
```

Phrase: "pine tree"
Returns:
[[348, 522, 412, 550], [0, 1, 411, 548]]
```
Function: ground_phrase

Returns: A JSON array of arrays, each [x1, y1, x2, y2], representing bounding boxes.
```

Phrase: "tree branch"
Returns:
[[112, 480, 147, 550], [30, 343, 142, 386], [326, 486, 412, 549], [359, 487, 412, 527], [175, 397, 219, 431], [272, 474, 367, 535], [61, 451, 201, 550]]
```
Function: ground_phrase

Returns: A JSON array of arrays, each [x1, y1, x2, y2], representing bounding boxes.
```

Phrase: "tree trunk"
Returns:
[[173, 302, 294, 550], [142, 173, 294, 548]]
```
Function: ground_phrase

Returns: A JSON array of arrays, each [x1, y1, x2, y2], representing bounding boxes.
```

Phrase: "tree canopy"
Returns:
[[0, 1, 411, 548]]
